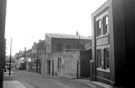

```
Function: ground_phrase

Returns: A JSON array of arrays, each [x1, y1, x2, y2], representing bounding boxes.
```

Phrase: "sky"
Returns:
[[5, 0, 107, 56]]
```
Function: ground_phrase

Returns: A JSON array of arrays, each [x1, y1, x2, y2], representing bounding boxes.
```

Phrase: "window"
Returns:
[[96, 20, 102, 37], [97, 48, 110, 70], [57, 44, 63, 52], [66, 45, 71, 49], [104, 48, 110, 69], [103, 16, 109, 34], [57, 58, 61, 69], [97, 50, 103, 68]]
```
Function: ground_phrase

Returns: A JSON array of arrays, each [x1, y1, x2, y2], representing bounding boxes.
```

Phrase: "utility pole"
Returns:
[[24, 47, 26, 70], [9, 38, 12, 76]]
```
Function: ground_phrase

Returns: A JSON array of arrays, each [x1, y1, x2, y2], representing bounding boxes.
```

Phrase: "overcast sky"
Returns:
[[5, 0, 107, 56]]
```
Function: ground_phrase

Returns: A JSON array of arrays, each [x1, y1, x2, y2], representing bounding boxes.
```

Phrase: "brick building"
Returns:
[[41, 33, 92, 78], [0, 0, 7, 87], [92, 0, 135, 87], [25, 40, 45, 73], [36, 40, 45, 73]]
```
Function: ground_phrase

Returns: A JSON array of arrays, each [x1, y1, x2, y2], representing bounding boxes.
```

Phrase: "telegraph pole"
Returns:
[[9, 38, 12, 76]]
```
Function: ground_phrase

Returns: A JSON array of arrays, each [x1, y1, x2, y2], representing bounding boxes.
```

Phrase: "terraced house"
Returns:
[[25, 40, 45, 74], [92, 0, 135, 87]]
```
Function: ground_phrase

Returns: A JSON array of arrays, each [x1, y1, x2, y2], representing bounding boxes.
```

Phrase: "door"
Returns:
[[52, 60, 54, 75], [47, 60, 51, 74]]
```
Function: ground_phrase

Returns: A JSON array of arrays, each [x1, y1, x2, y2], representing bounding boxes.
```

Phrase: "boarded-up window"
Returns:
[[57, 43, 63, 51], [66, 45, 71, 49]]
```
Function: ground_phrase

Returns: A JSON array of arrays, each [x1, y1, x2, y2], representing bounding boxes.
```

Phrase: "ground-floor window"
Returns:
[[97, 49, 103, 68], [57, 58, 61, 69], [104, 48, 110, 69], [96, 48, 110, 72]]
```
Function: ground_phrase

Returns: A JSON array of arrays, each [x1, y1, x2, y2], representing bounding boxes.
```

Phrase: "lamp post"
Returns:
[[9, 38, 12, 76]]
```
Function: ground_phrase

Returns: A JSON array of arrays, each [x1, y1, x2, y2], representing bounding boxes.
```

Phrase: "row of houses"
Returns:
[[15, 33, 92, 79], [14, 0, 135, 87]]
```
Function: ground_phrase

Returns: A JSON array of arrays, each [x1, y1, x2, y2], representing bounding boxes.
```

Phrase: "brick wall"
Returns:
[[0, 0, 7, 87]]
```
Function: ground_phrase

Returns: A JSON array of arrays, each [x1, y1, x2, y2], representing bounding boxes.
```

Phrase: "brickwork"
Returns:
[[0, 0, 7, 87]]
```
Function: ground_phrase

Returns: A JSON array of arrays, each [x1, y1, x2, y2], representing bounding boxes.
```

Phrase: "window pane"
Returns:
[[96, 20, 101, 37], [98, 20, 102, 28], [104, 48, 110, 69], [106, 16, 108, 25], [97, 50, 102, 68], [103, 16, 109, 34]]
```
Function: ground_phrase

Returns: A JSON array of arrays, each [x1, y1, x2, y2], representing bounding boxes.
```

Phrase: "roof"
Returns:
[[85, 46, 92, 50], [45, 33, 91, 40], [92, 0, 109, 17]]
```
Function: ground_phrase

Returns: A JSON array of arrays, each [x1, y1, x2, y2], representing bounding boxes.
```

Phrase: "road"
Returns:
[[12, 70, 96, 88]]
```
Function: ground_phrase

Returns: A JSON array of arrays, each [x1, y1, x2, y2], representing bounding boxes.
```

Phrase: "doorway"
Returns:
[[47, 60, 51, 74]]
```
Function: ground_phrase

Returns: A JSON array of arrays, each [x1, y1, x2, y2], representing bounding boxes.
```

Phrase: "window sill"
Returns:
[[96, 33, 109, 39], [97, 68, 110, 73]]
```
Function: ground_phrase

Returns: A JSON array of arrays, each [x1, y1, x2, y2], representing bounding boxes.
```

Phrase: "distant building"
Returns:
[[26, 40, 45, 73], [92, 0, 135, 87], [41, 33, 92, 78], [25, 49, 32, 71], [36, 40, 45, 73], [30, 42, 38, 72], [15, 51, 25, 70]]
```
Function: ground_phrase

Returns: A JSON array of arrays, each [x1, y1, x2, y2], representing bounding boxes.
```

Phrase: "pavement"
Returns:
[[3, 70, 33, 88], [75, 78, 112, 88], [3, 70, 113, 88]]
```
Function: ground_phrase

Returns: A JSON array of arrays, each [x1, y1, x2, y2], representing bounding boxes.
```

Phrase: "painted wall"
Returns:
[[42, 50, 80, 78]]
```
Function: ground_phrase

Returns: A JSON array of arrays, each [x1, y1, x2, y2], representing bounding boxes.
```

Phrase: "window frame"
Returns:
[[96, 48, 110, 72], [96, 49, 103, 68], [103, 15, 109, 35], [96, 20, 102, 37]]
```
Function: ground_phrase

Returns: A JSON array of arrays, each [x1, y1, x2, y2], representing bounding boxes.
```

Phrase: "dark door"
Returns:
[[47, 60, 51, 74], [52, 60, 54, 75]]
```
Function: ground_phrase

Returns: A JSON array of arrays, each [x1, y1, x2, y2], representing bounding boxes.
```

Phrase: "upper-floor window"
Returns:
[[57, 43, 63, 52], [96, 15, 109, 37], [96, 20, 102, 37], [103, 16, 109, 34], [66, 45, 71, 49]]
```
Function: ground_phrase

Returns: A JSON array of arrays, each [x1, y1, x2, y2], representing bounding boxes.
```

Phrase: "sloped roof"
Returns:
[[45, 33, 91, 40]]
